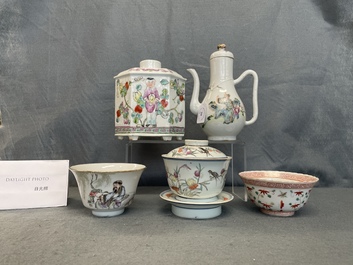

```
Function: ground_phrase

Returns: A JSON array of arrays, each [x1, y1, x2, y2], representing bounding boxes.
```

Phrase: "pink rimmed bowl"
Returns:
[[239, 171, 319, 217]]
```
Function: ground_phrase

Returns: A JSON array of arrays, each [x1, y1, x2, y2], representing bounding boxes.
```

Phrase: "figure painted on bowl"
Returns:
[[89, 180, 128, 209], [100, 180, 126, 206], [143, 77, 160, 127]]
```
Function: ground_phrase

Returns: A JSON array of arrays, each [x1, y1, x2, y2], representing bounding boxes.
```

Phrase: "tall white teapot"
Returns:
[[187, 44, 259, 141]]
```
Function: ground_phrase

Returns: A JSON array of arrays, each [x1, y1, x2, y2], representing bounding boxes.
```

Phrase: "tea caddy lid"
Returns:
[[163, 139, 227, 159], [114, 59, 186, 80]]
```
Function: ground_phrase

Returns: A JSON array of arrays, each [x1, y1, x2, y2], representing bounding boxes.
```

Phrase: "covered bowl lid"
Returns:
[[162, 140, 229, 160]]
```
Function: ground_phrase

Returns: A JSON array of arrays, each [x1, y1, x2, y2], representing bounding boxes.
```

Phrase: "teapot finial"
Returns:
[[217, 44, 226, 50]]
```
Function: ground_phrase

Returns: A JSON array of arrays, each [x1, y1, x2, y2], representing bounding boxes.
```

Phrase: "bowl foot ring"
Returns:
[[260, 208, 295, 217], [91, 208, 125, 217]]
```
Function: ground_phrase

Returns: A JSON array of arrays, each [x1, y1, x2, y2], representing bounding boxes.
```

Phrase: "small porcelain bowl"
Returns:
[[239, 171, 319, 217], [162, 140, 232, 200], [70, 163, 146, 217]]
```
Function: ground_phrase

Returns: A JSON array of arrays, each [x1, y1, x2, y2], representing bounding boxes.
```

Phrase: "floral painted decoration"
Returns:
[[166, 163, 227, 198], [116, 77, 185, 127], [246, 185, 312, 212]]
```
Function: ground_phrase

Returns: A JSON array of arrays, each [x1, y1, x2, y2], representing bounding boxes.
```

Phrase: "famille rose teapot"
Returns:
[[187, 44, 259, 141]]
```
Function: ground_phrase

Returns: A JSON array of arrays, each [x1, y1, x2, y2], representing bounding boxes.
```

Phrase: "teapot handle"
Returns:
[[234, 70, 259, 125]]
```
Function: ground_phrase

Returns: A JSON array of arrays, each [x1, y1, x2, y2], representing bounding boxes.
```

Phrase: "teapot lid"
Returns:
[[210, 44, 234, 60], [162, 139, 228, 159]]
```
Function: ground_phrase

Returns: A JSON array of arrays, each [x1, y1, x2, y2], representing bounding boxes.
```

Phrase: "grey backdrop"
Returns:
[[1, 0, 352, 187]]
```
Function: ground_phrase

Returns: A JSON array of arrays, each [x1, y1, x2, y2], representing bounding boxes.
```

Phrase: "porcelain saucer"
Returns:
[[160, 190, 234, 219]]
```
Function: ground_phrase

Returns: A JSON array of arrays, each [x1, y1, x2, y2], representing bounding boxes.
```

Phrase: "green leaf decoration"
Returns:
[[137, 99, 144, 106], [121, 89, 127, 97], [160, 79, 169, 86]]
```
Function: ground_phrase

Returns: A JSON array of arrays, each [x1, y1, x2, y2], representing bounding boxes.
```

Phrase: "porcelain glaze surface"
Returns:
[[188, 44, 259, 141], [239, 171, 319, 217], [160, 190, 234, 205], [114, 60, 186, 141], [160, 190, 233, 219], [70, 163, 145, 217], [164, 139, 227, 159]]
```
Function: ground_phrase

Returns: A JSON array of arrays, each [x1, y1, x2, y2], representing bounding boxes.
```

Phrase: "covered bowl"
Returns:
[[162, 140, 232, 200]]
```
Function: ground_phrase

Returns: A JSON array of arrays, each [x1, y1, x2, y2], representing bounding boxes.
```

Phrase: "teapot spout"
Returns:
[[187, 68, 201, 115]]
